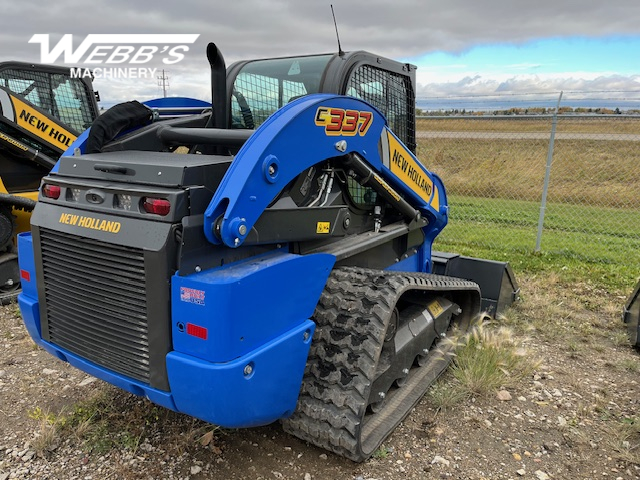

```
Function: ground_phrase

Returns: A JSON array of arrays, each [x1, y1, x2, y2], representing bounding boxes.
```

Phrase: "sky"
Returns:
[[1, 0, 639, 109]]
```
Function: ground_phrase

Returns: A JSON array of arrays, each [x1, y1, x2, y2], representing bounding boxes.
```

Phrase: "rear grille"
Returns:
[[40, 228, 150, 383]]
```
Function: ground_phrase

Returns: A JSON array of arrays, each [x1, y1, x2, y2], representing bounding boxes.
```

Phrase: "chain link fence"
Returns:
[[415, 109, 640, 275]]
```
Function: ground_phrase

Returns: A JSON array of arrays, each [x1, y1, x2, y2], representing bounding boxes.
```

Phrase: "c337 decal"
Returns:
[[315, 107, 373, 136], [59, 212, 121, 234]]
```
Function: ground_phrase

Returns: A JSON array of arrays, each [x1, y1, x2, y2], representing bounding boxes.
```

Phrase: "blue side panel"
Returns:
[[17, 233, 38, 303], [17, 233, 41, 339], [52, 128, 92, 173], [385, 254, 420, 273], [17, 293, 41, 342], [172, 251, 335, 363], [167, 319, 314, 428]]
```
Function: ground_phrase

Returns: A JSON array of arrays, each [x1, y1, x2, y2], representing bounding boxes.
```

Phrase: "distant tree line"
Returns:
[[416, 107, 640, 116]]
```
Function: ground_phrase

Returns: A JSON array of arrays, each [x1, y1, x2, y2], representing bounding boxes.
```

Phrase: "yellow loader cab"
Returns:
[[0, 61, 99, 298]]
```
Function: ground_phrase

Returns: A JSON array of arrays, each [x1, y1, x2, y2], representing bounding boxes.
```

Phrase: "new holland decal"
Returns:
[[59, 212, 121, 233], [386, 132, 435, 205], [10, 95, 76, 151]]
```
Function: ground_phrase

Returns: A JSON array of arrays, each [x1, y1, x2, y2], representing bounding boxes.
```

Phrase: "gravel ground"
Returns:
[[1, 276, 639, 479]]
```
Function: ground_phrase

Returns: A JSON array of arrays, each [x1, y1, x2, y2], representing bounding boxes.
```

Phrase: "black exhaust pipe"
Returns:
[[207, 43, 228, 130]]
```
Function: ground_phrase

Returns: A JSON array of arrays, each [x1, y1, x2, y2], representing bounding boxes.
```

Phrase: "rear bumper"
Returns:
[[19, 290, 312, 425], [17, 231, 327, 427], [167, 320, 314, 428], [18, 291, 177, 411]]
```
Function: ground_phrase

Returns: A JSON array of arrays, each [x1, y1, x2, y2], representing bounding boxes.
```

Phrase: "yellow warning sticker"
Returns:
[[427, 300, 444, 318], [316, 222, 330, 234]]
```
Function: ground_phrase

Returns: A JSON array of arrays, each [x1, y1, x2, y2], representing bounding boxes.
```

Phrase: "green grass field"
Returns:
[[416, 116, 640, 134], [434, 195, 640, 292], [416, 117, 640, 292]]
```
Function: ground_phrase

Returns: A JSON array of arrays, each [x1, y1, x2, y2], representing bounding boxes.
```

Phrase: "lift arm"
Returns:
[[204, 94, 448, 248]]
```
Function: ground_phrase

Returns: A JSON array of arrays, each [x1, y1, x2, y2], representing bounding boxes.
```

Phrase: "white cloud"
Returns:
[[415, 73, 640, 108], [3, 0, 639, 106]]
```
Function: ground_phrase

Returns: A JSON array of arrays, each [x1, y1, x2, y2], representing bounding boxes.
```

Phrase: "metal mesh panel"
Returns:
[[346, 65, 416, 152], [232, 73, 307, 129], [347, 177, 377, 208], [230, 55, 332, 130], [0, 68, 96, 132], [40, 228, 150, 383], [415, 109, 640, 286]]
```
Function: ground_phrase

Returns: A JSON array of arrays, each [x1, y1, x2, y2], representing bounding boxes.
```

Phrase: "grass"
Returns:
[[372, 445, 392, 459], [428, 319, 539, 410], [29, 407, 64, 455], [415, 117, 640, 293], [416, 116, 640, 135], [28, 387, 223, 458], [419, 138, 640, 208], [432, 194, 640, 292], [608, 417, 640, 464]]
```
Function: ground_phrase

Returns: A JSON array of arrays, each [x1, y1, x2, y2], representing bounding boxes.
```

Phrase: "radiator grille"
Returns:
[[40, 228, 150, 383]]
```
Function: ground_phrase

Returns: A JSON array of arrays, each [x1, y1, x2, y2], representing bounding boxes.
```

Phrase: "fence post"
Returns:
[[535, 91, 563, 252]]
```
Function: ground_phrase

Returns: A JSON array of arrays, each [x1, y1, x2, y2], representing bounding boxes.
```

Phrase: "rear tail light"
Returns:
[[42, 184, 61, 199], [142, 197, 171, 216]]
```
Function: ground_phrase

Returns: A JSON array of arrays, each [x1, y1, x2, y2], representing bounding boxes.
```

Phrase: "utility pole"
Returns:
[[157, 70, 169, 98]]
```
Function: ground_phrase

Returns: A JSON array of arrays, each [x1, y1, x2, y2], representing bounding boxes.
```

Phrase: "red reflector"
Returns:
[[20, 270, 31, 282], [142, 197, 171, 216], [42, 184, 61, 199], [186, 323, 208, 340]]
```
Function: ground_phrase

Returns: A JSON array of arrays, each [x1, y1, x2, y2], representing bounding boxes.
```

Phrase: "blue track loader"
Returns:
[[17, 43, 517, 461]]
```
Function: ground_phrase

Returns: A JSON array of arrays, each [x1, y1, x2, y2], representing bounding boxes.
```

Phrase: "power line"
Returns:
[[157, 69, 170, 98]]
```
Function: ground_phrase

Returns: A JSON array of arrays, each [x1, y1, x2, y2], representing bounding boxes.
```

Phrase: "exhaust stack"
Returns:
[[207, 43, 228, 130]]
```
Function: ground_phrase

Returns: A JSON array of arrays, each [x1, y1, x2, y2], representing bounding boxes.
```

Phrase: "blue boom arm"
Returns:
[[204, 94, 448, 249]]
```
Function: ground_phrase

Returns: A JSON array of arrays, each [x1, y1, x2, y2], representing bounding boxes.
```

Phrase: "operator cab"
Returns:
[[226, 51, 417, 153]]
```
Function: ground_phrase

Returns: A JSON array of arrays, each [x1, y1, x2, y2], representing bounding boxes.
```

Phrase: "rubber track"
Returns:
[[282, 266, 480, 462]]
